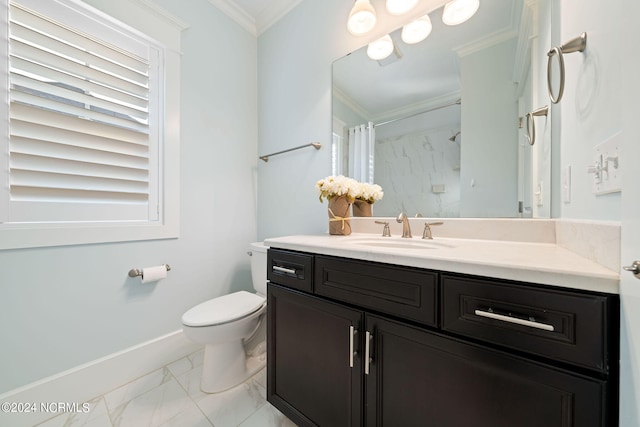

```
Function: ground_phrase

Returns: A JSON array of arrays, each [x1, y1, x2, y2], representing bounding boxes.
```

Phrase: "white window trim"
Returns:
[[0, 0, 186, 250]]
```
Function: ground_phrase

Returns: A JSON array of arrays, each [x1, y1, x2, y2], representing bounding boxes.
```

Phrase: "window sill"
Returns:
[[0, 220, 179, 250]]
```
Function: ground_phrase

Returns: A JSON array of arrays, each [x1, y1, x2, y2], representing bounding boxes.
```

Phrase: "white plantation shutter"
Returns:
[[3, 0, 164, 223]]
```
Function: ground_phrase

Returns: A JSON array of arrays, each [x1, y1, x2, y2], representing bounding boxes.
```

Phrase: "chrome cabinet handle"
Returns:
[[272, 265, 296, 275], [364, 331, 372, 375], [474, 309, 554, 332], [349, 326, 358, 368]]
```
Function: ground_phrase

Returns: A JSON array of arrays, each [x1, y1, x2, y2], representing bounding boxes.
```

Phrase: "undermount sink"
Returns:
[[347, 237, 453, 250]]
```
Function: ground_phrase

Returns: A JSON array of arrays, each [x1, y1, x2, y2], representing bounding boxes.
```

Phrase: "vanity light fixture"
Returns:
[[386, 0, 419, 16], [442, 0, 480, 26], [367, 34, 395, 60], [347, 0, 377, 36], [401, 14, 432, 44]]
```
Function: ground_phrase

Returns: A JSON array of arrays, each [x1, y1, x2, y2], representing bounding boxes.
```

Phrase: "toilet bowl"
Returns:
[[182, 242, 268, 393]]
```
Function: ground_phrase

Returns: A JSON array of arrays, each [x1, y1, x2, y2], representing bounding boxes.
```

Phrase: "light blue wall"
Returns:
[[0, 0, 258, 394], [555, 0, 621, 220]]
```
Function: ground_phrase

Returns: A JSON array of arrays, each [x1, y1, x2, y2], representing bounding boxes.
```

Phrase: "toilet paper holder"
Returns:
[[128, 264, 171, 278]]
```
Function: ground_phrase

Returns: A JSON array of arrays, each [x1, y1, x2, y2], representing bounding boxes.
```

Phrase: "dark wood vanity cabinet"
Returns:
[[267, 284, 363, 427], [266, 249, 619, 427], [366, 315, 610, 427]]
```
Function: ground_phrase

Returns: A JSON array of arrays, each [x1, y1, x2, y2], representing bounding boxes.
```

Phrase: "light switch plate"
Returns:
[[592, 132, 622, 195], [562, 165, 571, 203], [535, 181, 543, 206]]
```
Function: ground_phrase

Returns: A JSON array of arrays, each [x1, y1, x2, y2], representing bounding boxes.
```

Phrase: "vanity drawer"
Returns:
[[441, 274, 616, 373], [267, 249, 313, 292], [315, 256, 438, 327]]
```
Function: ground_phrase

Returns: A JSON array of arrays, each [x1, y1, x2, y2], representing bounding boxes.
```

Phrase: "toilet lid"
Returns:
[[182, 291, 266, 327]]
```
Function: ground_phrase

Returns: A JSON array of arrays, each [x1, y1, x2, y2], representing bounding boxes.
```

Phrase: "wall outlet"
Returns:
[[590, 133, 622, 195], [432, 184, 446, 193]]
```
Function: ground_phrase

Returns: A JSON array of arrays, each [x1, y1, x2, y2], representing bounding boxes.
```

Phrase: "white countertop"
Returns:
[[265, 233, 620, 294]]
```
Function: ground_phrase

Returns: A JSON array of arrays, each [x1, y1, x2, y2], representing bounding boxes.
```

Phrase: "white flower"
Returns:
[[316, 175, 359, 201], [356, 182, 384, 203], [316, 175, 383, 203]]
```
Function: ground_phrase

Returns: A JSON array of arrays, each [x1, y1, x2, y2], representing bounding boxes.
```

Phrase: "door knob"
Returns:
[[623, 261, 640, 278]]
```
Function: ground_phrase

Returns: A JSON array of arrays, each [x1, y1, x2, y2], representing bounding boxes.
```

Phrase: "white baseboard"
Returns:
[[0, 330, 201, 427]]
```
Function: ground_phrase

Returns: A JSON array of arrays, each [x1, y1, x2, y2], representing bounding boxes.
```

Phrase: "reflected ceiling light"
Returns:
[[347, 0, 377, 36], [386, 0, 419, 16], [367, 34, 394, 60], [442, 0, 480, 26], [401, 14, 432, 44]]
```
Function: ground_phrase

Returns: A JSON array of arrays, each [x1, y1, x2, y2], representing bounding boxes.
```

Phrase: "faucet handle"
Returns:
[[422, 221, 444, 240], [374, 220, 391, 237]]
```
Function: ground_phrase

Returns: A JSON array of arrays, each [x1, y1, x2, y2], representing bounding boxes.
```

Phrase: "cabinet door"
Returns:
[[268, 284, 363, 427], [365, 315, 608, 427]]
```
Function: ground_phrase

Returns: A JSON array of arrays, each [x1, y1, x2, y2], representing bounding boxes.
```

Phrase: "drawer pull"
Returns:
[[474, 309, 555, 332], [364, 331, 372, 375], [349, 326, 358, 368], [272, 265, 297, 275]]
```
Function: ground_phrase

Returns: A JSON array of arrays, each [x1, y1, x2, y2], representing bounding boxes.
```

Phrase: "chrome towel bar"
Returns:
[[259, 142, 321, 162]]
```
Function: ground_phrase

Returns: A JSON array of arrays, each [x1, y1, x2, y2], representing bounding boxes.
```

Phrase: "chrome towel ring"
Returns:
[[547, 32, 587, 104], [526, 105, 549, 146]]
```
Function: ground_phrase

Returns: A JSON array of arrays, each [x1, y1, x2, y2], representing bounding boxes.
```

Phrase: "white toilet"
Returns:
[[182, 242, 268, 393]]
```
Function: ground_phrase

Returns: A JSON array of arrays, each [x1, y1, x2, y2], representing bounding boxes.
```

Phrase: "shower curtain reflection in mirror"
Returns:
[[348, 122, 375, 183]]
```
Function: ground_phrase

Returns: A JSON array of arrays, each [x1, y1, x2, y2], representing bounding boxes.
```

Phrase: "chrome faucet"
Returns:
[[396, 212, 412, 238]]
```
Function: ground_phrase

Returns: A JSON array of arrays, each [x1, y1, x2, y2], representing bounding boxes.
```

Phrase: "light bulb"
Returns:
[[348, 0, 377, 36], [386, 0, 418, 16], [442, 0, 480, 26], [401, 15, 432, 44], [367, 34, 394, 60]]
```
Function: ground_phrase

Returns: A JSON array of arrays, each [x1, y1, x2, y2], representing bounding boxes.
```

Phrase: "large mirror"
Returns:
[[332, 0, 552, 218]]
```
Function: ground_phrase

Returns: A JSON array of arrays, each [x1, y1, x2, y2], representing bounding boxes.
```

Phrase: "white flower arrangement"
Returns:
[[355, 182, 384, 204], [316, 175, 383, 203], [316, 175, 358, 202]]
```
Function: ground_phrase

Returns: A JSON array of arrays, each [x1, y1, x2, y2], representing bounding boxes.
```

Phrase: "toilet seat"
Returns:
[[182, 291, 266, 327]]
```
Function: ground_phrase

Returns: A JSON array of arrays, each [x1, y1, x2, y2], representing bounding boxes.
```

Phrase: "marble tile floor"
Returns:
[[34, 348, 297, 427]]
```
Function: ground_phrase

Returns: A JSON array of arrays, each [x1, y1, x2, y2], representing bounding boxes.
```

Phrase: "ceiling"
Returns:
[[208, 0, 302, 35]]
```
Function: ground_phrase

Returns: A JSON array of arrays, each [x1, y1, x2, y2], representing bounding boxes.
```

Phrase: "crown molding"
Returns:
[[254, 0, 303, 35], [132, 0, 190, 30], [207, 0, 302, 36]]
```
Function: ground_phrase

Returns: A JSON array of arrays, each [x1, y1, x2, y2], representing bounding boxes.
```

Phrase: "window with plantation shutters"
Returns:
[[0, 0, 181, 250], [2, 0, 164, 224]]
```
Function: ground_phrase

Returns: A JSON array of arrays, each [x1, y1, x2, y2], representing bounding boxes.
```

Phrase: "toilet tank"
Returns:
[[250, 242, 269, 295]]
